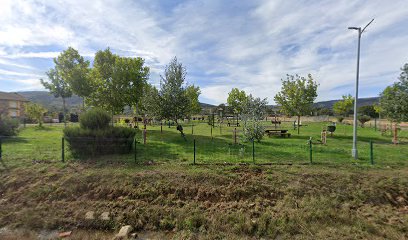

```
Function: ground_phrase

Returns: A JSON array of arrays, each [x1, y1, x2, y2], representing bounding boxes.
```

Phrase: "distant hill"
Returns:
[[19, 91, 216, 112], [18, 91, 83, 112], [314, 97, 379, 109]]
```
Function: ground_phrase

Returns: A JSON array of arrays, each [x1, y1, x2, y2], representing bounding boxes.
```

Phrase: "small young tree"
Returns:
[[25, 103, 47, 127], [274, 74, 318, 134], [40, 68, 72, 127], [241, 95, 268, 142], [358, 105, 379, 119], [358, 115, 371, 128], [185, 85, 202, 118], [333, 94, 354, 117], [227, 88, 248, 126]]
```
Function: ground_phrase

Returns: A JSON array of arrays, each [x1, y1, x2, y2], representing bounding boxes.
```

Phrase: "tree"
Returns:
[[380, 63, 408, 143], [358, 115, 371, 127], [55, 47, 92, 107], [227, 88, 248, 125], [380, 64, 408, 123], [274, 74, 318, 134], [358, 105, 379, 118], [139, 84, 160, 119], [158, 57, 197, 139], [185, 85, 201, 117], [241, 94, 268, 142], [25, 103, 47, 127], [88, 48, 149, 118], [333, 94, 354, 118], [40, 67, 72, 127]]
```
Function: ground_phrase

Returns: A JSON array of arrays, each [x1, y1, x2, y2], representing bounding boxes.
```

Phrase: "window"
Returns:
[[9, 110, 18, 117], [9, 101, 17, 108]]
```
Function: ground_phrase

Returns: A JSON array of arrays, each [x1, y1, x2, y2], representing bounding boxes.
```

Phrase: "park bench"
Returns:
[[265, 129, 291, 138]]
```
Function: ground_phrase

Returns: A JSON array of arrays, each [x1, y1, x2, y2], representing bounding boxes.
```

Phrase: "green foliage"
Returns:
[[380, 63, 408, 123], [227, 88, 248, 115], [0, 116, 19, 136], [274, 74, 318, 134], [333, 94, 354, 117], [88, 48, 149, 114], [79, 108, 111, 130], [139, 84, 160, 118], [158, 57, 199, 123], [185, 85, 201, 116], [241, 95, 268, 142], [274, 74, 318, 117], [24, 103, 47, 127], [358, 115, 371, 127], [55, 47, 92, 100], [358, 105, 379, 118], [63, 126, 136, 158], [40, 67, 72, 125]]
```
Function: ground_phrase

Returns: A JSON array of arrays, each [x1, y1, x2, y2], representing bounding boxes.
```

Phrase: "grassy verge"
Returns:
[[0, 122, 407, 239]]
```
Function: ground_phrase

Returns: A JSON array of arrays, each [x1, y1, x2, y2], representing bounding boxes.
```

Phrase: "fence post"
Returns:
[[370, 140, 374, 165], [0, 138, 2, 160], [192, 124, 194, 135], [61, 137, 65, 162], [161, 122, 163, 134], [193, 139, 196, 165], [252, 140, 255, 164], [308, 137, 312, 164], [211, 127, 213, 140], [134, 137, 137, 163]]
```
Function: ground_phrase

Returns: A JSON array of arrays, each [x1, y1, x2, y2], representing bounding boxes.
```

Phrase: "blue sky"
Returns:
[[0, 0, 407, 105]]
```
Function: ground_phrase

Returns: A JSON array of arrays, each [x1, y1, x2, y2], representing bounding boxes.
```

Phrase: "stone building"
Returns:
[[0, 92, 29, 119]]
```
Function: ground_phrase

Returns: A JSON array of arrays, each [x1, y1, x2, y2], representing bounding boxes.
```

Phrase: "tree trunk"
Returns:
[[297, 115, 300, 135], [393, 122, 398, 144], [62, 97, 67, 127]]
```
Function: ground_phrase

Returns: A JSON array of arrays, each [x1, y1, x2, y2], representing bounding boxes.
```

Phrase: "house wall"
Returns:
[[0, 99, 26, 118]]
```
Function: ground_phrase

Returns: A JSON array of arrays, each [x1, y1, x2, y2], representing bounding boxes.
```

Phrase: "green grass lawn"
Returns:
[[0, 121, 407, 239], [3, 120, 407, 168]]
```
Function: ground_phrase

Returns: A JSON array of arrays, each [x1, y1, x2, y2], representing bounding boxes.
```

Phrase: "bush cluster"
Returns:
[[80, 108, 111, 130], [64, 108, 136, 158], [0, 117, 19, 136]]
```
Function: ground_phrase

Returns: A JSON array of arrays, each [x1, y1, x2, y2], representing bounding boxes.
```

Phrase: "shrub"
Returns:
[[80, 108, 111, 130], [242, 121, 264, 143], [0, 117, 19, 136], [64, 126, 136, 158], [358, 115, 371, 127], [336, 116, 344, 123]]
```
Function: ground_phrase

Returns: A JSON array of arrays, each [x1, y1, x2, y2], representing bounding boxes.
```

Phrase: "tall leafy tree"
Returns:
[[227, 88, 248, 126], [139, 84, 160, 119], [274, 74, 318, 134], [380, 63, 408, 143], [55, 47, 91, 107], [157, 57, 199, 139], [380, 63, 408, 123], [40, 68, 72, 127], [158, 57, 190, 124], [88, 48, 149, 118]]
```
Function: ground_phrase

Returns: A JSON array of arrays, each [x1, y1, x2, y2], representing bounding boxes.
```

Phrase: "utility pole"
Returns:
[[348, 18, 374, 159]]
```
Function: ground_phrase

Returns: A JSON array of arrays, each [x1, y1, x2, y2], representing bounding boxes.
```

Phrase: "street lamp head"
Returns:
[[348, 27, 359, 30]]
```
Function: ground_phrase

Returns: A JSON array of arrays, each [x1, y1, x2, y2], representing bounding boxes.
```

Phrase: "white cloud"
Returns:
[[0, 0, 407, 104]]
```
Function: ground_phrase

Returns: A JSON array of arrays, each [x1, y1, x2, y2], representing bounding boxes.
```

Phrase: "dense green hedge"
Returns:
[[80, 108, 111, 130], [63, 126, 137, 158]]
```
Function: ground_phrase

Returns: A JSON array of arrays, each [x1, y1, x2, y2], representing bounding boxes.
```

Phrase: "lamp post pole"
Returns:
[[349, 19, 374, 159]]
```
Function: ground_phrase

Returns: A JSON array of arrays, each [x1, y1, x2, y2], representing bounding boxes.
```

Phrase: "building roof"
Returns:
[[0, 92, 29, 102]]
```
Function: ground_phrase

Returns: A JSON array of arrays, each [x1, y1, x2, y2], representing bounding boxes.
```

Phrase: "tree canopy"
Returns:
[[379, 63, 408, 123], [227, 88, 248, 115], [274, 74, 318, 134], [333, 94, 354, 117]]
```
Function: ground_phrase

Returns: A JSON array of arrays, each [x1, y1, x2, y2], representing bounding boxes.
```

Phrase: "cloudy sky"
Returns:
[[0, 0, 407, 104]]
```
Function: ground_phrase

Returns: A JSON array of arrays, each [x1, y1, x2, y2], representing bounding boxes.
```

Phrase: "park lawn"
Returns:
[[0, 121, 407, 239]]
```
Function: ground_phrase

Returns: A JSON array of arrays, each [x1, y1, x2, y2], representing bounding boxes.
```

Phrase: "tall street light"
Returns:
[[348, 18, 374, 159]]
